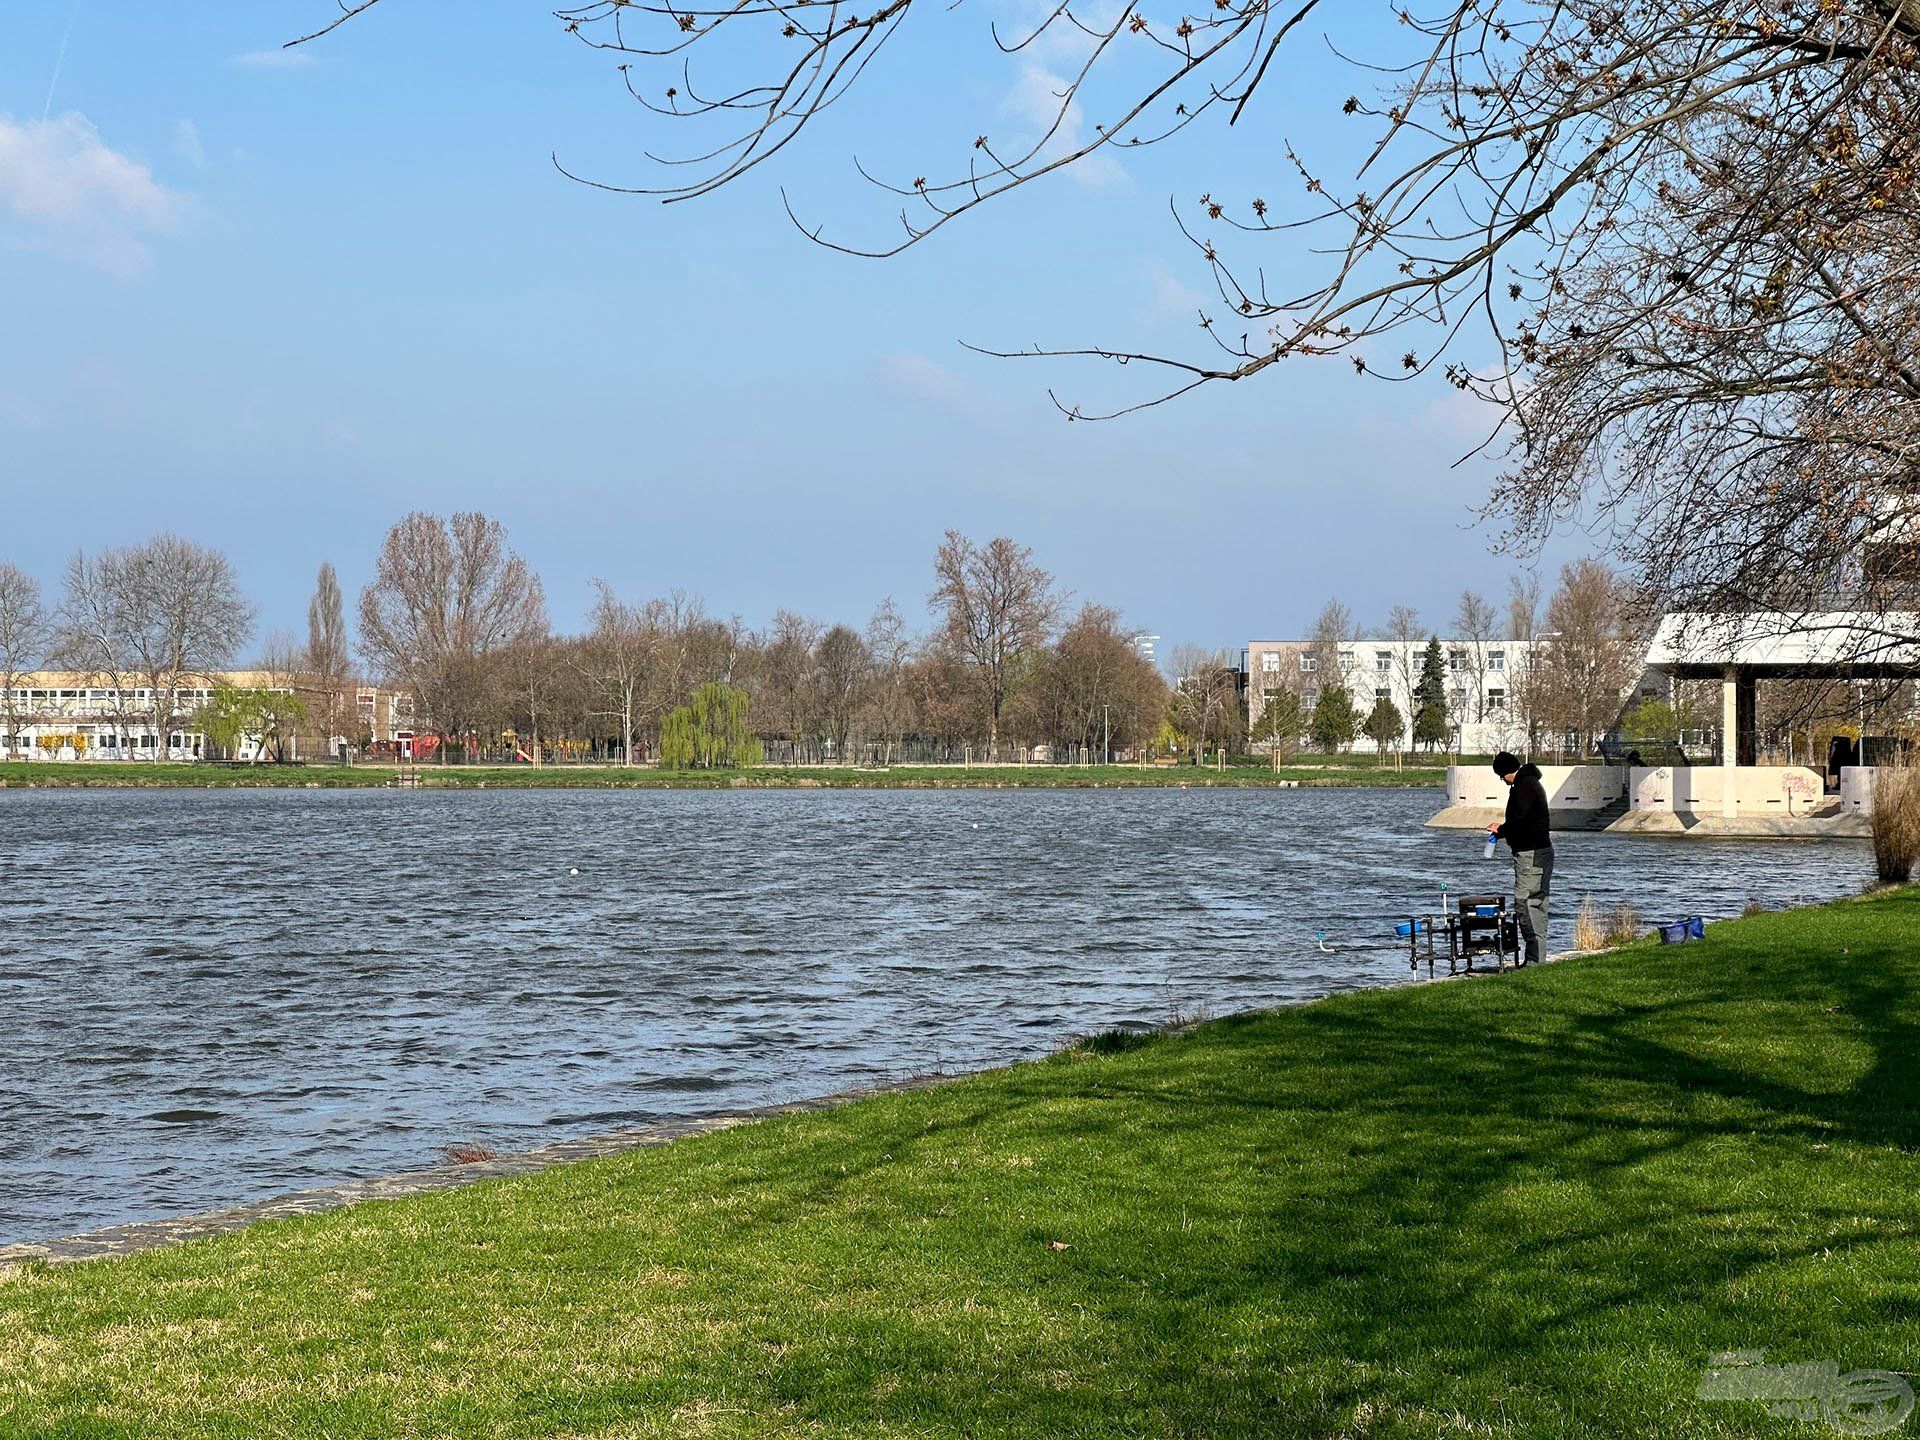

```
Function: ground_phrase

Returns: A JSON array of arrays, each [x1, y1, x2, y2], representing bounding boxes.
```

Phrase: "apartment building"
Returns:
[[1246, 637, 1544, 754], [0, 671, 293, 762]]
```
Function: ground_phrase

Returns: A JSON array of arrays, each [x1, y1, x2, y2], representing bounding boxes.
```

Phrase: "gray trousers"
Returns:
[[1513, 847, 1554, 964]]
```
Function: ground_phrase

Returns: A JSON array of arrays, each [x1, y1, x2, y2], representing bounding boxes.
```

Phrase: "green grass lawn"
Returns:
[[7, 893, 1915, 1437], [0, 760, 1444, 790]]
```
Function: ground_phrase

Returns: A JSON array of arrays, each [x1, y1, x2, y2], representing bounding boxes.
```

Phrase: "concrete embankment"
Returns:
[[1429, 763, 1873, 839]]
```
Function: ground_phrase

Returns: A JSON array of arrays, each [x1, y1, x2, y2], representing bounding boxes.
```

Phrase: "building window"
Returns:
[[1375, 687, 1390, 700], [1375, 651, 1392, 674], [1488, 690, 1506, 709], [1488, 651, 1505, 672], [1260, 652, 1279, 674], [1448, 651, 1466, 673], [1299, 656, 1318, 674]]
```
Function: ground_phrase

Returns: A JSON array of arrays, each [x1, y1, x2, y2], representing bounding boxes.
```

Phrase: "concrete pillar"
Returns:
[[1721, 666, 1739, 818], [1735, 670, 1758, 767]]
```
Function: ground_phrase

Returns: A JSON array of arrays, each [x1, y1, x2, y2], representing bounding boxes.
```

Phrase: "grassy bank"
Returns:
[[0, 759, 1444, 790], [3, 892, 1917, 1436]]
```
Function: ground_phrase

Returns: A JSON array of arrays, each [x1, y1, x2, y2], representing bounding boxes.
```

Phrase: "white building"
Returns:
[[1246, 637, 1546, 754], [1, 671, 294, 763]]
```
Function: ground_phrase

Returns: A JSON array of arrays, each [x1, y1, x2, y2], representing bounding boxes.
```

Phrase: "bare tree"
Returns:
[[0, 563, 48, 761], [248, 631, 313, 762], [1167, 643, 1242, 766], [813, 624, 869, 762], [55, 551, 133, 757], [1034, 603, 1167, 761], [358, 512, 548, 760], [60, 536, 254, 760], [1531, 561, 1644, 758], [584, 581, 657, 766], [306, 562, 352, 758], [1506, 576, 1541, 646], [762, 609, 824, 758], [909, 644, 983, 755], [858, 598, 914, 765], [645, 590, 703, 723], [929, 531, 1061, 757], [299, 1, 1920, 629], [1505, 573, 1544, 749], [500, 635, 573, 766], [1378, 604, 1424, 761], [1307, 599, 1358, 712], [1452, 591, 1499, 725]]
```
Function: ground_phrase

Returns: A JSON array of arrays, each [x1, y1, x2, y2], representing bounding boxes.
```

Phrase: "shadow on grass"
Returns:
[[626, 890, 1920, 1436], [4, 893, 1916, 1439]]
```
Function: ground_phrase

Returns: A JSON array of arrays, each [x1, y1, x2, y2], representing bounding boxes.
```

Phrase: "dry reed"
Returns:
[[1873, 766, 1920, 884], [1573, 896, 1604, 951], [1603, 902, 1641, 946], [1873, 771, 1920, 887]]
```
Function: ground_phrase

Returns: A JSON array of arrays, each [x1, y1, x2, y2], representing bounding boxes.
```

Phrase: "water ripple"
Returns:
[[0, 785, 1870, 1242]]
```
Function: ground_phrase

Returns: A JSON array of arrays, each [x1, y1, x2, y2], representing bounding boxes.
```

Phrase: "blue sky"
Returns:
[[0, 2, 1578, 655]]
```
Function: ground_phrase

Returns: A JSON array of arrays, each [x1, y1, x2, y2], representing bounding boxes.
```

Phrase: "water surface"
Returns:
[[0, 786, 1871, 1241]]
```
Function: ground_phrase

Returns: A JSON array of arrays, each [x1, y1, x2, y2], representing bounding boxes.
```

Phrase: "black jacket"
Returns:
[[1496, 763, 1553, 852]]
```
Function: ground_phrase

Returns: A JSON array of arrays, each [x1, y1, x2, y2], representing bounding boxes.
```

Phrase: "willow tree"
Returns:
[[661, 681, 762, 768]]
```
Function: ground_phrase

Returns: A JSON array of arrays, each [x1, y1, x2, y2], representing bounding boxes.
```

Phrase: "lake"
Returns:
[[0, 785, 1873, 1241]]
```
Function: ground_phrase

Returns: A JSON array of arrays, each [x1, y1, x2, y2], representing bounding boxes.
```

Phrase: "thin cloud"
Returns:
[[0, 111, 188, 274], [1001, 62, 1128, 190], [1134, 261, 1212, 329], [230, 47, 317, 70], [876, 351, 992, 418], [172, 118, 208, 170]]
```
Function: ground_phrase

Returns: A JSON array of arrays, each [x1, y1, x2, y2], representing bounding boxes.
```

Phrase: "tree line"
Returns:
[[11, 519, 1858, 767], [0, 520, 1169, 766]]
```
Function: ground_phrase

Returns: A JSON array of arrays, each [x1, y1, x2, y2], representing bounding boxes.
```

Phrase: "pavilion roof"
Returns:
[[1644, 612, 1920, 675]]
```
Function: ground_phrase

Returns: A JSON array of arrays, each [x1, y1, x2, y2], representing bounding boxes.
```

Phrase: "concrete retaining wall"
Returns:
[[1443, 764, 1624, 813], [1436, 762, 1859, 835], [1841, 766, 1877, 816], [1631, 765, 1825, 818], [1434, 765, 1624, 830]]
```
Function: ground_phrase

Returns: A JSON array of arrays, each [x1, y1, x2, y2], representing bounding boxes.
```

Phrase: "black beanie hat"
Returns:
[[1493, 751, 1521, 777]]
